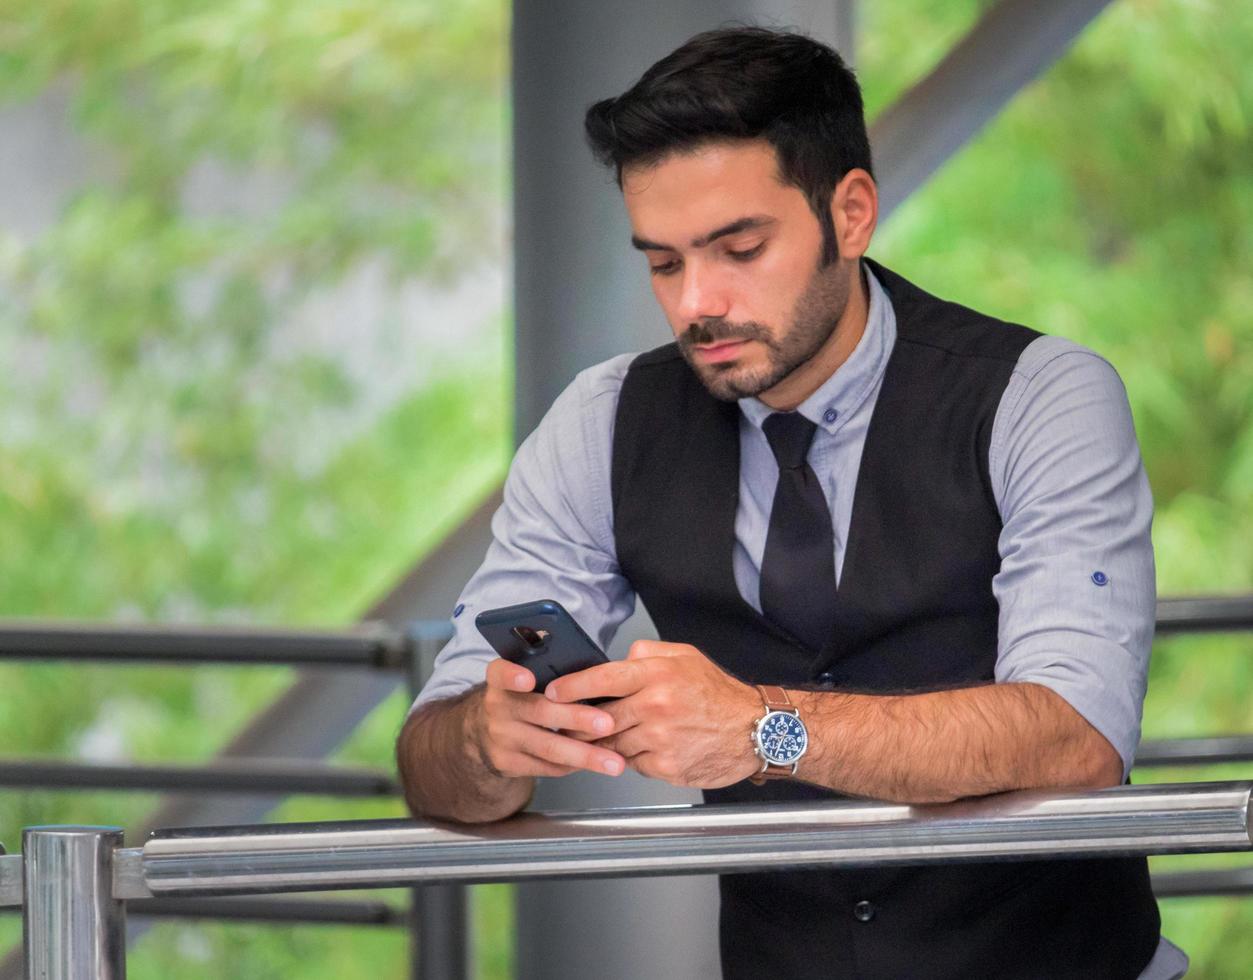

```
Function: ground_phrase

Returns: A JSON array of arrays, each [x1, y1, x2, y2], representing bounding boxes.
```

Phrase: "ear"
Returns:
[[829, 168, 878, 261]]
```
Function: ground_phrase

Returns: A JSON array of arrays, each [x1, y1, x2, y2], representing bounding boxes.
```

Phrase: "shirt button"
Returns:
[[453, 603, 465, 618], [823, 408, 839, 424], [815, 671, 837, 686], [1091, 571, 1109, 587], [853, 900, 876, 922]]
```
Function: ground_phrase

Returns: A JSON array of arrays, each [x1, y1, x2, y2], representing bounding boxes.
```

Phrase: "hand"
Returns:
[[475, 657, 627, 780], [545, 641, 761, 788]]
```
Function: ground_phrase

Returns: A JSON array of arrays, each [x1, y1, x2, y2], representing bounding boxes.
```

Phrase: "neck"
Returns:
[[759, 260, 869, 412]]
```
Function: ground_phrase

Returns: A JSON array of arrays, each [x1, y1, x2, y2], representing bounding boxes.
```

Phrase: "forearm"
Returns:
[[794, 681, 1123, 803], [396, 686, 535, 823]]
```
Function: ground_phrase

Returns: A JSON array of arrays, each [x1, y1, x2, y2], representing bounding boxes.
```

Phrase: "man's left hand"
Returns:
[[545, 641, 761, 788]]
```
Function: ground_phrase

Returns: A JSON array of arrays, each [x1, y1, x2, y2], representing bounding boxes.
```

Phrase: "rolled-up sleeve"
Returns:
[[411, 354, 638, 711], [990, 336, 1155, 776]]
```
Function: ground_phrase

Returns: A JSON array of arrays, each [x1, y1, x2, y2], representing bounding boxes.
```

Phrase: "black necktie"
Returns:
[[760, 412, 837, 650]]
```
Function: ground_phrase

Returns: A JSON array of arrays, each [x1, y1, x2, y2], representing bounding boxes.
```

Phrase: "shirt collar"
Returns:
[[739, 262, 895, 436]]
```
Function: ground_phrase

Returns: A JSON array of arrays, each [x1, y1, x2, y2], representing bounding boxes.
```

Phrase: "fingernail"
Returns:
[[513, 674, 529, 690], [593, 715, 611, 734], [603, 758, 623, 775], [545, 685, 559, 700]]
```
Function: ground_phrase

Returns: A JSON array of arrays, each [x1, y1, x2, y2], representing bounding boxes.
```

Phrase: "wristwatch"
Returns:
[[749, 684, 808, 784]]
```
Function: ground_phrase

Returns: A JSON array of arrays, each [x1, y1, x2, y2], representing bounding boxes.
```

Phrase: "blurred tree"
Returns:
[[0, 2, 510, 976], [0, 0, 1248, 976], [0, 0, 509, 624], [866, 0, 1253, 599], [864, 1, 1253, 975]]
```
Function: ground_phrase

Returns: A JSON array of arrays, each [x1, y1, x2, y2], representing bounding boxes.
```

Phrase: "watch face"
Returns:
[[756, 710, 808, 765]]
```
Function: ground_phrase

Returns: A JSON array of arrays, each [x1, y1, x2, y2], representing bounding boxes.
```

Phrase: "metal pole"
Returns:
[[0, 759, 398, 796], [407, 623, 468, 980], [412, 887, 467, 980], [0, 621, 407, 668], [1154, 594, 1253, 635], [22, 827, 126, 980]]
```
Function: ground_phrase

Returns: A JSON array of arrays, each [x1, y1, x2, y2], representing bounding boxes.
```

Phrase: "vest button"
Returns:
[[853, 900, 876, 922], [815, 671, 836, 687]]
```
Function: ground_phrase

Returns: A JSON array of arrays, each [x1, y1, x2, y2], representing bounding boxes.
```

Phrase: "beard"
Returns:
[[675, 258, 853, 402]]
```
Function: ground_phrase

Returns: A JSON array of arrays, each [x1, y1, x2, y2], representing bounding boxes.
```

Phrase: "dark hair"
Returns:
[[584, 27, 873, 265]]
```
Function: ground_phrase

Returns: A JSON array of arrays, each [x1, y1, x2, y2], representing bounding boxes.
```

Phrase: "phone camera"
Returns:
[[511, 626, 550, 650]]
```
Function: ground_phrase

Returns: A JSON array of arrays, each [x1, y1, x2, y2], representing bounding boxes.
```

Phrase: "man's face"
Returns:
[[623, 140, 853, 402]]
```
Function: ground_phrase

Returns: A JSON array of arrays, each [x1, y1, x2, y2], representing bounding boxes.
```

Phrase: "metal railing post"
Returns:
[[22, 827, 126, 980], [411, 886, 468, 980], [407, 623, 468, 980]]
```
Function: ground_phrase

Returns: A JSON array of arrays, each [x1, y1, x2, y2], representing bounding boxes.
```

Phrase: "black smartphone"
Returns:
[[475, 599, 610, 697]]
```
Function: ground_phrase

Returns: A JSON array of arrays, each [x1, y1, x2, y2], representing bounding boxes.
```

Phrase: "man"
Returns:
[[398, 27, 1184, 979]]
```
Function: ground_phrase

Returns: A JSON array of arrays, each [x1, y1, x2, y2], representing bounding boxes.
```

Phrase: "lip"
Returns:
[[694, 340, 749, 364]]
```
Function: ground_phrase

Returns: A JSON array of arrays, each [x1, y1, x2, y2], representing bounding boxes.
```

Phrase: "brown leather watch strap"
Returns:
[[749, 685, 800, 785], [749, 765, 793, 784], [757, 684, 794, 711]]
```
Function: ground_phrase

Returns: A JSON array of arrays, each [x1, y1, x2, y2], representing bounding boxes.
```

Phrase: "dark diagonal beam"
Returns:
[[871, 0, 1115, 218]]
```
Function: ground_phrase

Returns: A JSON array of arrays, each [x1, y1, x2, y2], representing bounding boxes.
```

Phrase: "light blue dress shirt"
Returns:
[[414, 267, 1185, 978], [417, 268, 1156, 776]]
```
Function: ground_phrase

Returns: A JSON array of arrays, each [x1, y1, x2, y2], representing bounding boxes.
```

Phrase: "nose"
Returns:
[[675, 261, 729, 323]]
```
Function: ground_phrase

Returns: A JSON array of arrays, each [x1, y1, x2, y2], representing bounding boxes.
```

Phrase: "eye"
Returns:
[[726, 242, 765, 262], [648, 258, 681, 276]]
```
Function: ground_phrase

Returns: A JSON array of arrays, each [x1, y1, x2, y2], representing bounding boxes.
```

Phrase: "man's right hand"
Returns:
[[476, 657, 627, 778], [397, 659, 627, 824]]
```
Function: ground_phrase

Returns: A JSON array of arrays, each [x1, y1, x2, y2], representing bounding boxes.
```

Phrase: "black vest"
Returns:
[[611, 260, 1161, 979]]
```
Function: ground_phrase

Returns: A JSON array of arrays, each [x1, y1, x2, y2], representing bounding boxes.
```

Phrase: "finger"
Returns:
[[512, 724, 625, 776], [492, 751, 577, 779], [566, 729, 601, 743], [597, 724, 650, 759], [486, 656, 535, 692], [513, 695, 615, 737], [546, 659, 648, 703], [621, 750, 686, 786], [600, 692, 645, 734], [627, 640, 692, 660]]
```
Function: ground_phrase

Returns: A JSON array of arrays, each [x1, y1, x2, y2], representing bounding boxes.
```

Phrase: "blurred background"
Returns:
[[0, 0, 1249, 976]]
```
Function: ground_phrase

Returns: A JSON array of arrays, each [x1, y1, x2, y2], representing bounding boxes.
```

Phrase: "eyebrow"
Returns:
[[630, 215, 776, 252]]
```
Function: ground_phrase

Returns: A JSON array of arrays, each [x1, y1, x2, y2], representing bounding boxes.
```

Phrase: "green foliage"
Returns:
[[868, 0, 1253, 604], [865, 1, 1253, 974], [0, 0, 509, 624], [0, 0, 511, 975], [0, 0, 1249, 977]]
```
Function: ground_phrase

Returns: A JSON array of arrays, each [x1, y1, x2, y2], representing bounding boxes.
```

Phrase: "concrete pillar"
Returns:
[[511, 4, 853, 978]]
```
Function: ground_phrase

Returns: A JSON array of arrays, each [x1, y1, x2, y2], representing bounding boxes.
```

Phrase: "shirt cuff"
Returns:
[[995, 632, 1146, 779]]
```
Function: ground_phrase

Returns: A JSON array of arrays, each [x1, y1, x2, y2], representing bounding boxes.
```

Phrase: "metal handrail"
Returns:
[[0, 593, 1242, 674], [0, 759, 399, 797], [1136, 736, 1253, 768], [0, 782, 1250, 978], [0, 602, 1245, 970], [129, 782, 1253, 896], [1155, 595, 1253, 635], [3, 782, 1249, 910], [0, 620, 411, 669], [1152, 866, 1253, 898], [116, 781, 1253, 894], [0, 894, 406, 926]]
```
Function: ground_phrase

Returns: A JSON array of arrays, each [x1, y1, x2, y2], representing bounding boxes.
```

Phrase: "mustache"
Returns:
[[678, 319, 771, 349]]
